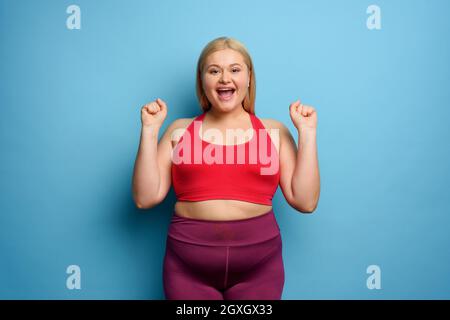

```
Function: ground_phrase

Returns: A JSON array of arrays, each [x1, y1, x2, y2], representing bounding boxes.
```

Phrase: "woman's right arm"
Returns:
[[132, 98, 171, 209]]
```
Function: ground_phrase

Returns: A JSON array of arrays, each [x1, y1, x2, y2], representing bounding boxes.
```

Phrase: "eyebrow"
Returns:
[[206, 63, 242, 69]]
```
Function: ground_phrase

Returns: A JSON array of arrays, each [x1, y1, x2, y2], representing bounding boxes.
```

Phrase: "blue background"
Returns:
[[1, 0, 449, 299]]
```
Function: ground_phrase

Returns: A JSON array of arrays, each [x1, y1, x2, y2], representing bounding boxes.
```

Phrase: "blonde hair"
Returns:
[[196, 37, 256, 114]]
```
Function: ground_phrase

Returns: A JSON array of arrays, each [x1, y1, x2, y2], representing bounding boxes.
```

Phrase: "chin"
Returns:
[[215, 101, 243, 110]]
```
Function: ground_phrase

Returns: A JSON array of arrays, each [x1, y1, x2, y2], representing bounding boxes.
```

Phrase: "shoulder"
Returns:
[[259, 118, 290, 135], [163, 117, 197, 146], [259, 117, 296, 146], [168, 117, 196, 129], [258, 118, 293, 151], [163, 116, 197, 135], [259, 118, 283, 129]]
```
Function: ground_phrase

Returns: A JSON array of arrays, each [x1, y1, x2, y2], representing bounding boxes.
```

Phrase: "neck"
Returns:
[[206, 105, 248, 124]]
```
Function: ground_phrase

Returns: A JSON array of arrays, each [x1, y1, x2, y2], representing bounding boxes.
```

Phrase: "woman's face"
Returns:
[[202, 49, 250, 111]]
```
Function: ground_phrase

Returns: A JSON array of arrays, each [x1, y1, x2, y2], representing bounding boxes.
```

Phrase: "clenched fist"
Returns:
[[289, 100, 317, 131], [141, 98, 168, 128]]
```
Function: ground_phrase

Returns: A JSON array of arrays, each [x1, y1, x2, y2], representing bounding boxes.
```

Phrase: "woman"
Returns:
[[132, 37, 320, 300]]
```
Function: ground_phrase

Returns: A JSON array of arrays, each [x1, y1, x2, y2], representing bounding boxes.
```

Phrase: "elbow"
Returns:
[[290, 185, 320, 214], [291, 200, 318, 214], [133, 195, 161, 210], [135, 201, 150, 210], [134, 198, 147, 209], [132, 184, 163, 210], [134, 199, 157, 210], [299, 205, 317, 214]]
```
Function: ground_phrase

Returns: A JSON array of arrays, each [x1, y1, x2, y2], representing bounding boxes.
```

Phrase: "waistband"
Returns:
[[167, 208, 281, 246]]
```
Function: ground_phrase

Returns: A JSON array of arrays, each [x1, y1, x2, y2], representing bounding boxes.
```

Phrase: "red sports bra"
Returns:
[[171, 111, 280, 205]]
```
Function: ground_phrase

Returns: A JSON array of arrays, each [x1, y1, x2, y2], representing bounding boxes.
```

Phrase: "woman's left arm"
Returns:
[[278, 100, 320, 213]]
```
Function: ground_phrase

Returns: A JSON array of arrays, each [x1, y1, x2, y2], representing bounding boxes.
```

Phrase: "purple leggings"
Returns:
[[163, 208, 284, 300]]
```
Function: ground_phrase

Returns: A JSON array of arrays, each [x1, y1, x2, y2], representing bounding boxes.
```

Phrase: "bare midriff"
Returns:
[[174, 200, 273, 221]]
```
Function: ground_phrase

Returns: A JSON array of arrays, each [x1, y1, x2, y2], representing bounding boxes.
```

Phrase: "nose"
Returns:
[[219, 70, 231, 83]]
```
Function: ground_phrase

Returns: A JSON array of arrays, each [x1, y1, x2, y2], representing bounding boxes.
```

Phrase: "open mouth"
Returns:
[[216, 88, 236, 101]]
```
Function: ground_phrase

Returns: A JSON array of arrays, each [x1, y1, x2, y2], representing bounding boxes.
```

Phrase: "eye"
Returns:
[[232, 68, 240, 73], [210, 69, 219, 74]]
